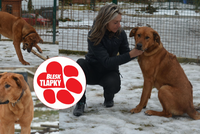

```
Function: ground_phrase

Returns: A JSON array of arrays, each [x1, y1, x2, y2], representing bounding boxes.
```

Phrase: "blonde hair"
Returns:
[[88, 4, 122, 46]]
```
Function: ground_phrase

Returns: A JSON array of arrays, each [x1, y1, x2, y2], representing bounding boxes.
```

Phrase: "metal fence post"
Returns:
[[53, 0, 57, 44], [112, 0, 117, 4]]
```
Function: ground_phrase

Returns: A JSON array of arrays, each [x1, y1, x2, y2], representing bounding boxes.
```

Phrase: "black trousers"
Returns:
[[77, 58, 121, 103]]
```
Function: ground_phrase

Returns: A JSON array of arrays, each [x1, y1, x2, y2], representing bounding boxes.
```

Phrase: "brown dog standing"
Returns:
[[0, 72, 34, 133], [0, 11, 43, 65], [129, 26, 200, 120]]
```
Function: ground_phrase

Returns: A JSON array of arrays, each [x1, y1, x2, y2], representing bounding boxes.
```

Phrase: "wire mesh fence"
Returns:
[[59, 0, 200, 59], [0, 0, 59, 43]]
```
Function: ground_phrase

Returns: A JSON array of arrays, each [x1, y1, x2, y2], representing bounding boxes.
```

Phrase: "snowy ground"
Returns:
[[0, 41, 58, 67], [59, 54, 200, 134]]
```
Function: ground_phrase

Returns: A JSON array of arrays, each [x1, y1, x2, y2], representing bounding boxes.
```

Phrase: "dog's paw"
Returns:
[[21, 60, 30, 65], [38, 48, 43, 53], [144, 110, 152, 116], [130, 108, 142, 114]]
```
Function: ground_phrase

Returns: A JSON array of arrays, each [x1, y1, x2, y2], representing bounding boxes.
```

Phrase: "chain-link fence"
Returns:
[[59, 0, 200, 59], [0, 0, 59, 43]]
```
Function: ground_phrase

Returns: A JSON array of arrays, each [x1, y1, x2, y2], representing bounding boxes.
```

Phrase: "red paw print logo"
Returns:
[[33, 57, 86, 109]]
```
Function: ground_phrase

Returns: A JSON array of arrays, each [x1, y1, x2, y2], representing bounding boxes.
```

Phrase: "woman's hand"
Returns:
[[129, 48, 144, 58]]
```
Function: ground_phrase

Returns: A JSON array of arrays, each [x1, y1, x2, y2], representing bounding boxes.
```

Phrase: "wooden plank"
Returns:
[[41, 124, 59, 128]]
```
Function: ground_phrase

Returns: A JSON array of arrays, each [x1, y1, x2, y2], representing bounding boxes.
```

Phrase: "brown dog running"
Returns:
[[129, 26, 200, 120], [0, 72, 34, 133], [0, 11, 43, 65]]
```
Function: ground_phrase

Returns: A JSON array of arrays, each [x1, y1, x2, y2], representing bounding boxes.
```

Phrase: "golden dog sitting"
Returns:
[[0, 72, 34, 134], [129, 26, 200, 120]]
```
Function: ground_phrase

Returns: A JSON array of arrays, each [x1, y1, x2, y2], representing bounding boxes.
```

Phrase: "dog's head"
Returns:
[[0, 72, 27, 103], [22, 32, 43, 53], [129, 27, 160, 52]]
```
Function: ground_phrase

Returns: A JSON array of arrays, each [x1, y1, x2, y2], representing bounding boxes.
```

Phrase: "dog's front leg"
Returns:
[[34, 44, 43, 53], [20, 115, 33, 134], [130, 78, 153, 113], [0, 123, 15, 134], [13, 42, 30, 65], [20, 126, 31, 134]]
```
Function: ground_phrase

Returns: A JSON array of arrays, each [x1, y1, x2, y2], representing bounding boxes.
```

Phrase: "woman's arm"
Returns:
[[129, 48, 143, 58]]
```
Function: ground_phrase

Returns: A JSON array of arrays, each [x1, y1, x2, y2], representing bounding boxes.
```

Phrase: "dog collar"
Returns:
[[0, 100, 9, 104], [22, 32, 35, 40], [144, 43, 163, 56], [11, 89, 25, 107]]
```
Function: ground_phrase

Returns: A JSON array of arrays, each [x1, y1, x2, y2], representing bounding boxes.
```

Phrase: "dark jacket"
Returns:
[[85, 28, 135, 72]]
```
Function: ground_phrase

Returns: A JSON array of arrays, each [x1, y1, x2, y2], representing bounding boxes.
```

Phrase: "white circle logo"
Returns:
[[33, 57, 86, 109]]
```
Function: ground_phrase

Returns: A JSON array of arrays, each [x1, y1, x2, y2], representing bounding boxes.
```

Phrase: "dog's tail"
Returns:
[[187, 106, 200, 120]]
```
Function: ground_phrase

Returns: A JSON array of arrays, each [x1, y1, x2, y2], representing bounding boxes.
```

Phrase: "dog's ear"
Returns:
[[153, 31, 160, 44], [35, 33, 43, 43], [12, 74, 27, 90], [129, 27, 139, 37], [0, 72, 7, 79], [39, 38, 43, 43]]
